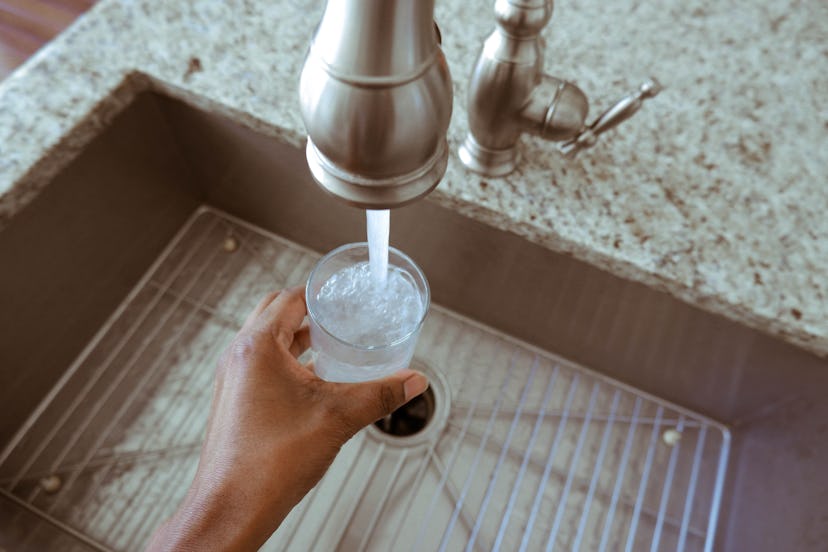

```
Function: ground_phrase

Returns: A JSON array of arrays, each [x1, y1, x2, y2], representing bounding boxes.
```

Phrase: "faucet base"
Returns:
[[305, 139, 447, 209], [458, 133, 518, 178]]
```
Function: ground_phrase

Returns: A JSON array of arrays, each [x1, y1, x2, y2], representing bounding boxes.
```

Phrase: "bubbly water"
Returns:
[[366, 209, 390, 286], [315, 261, 424, 347], [311, 209, 426, 381]]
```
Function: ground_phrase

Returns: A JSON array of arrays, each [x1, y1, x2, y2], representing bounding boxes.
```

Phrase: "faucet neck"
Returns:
[[299, 0, 453, 208], [494, 0, 553, 38], [313, 0, 438, 81]]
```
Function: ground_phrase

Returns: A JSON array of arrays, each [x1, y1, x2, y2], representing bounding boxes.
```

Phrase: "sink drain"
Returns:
[[367, 359, 450, 447], [374, 387, 435, 437]]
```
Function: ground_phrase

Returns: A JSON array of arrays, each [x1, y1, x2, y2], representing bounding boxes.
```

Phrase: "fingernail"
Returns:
[[404, 372, 429, 401]]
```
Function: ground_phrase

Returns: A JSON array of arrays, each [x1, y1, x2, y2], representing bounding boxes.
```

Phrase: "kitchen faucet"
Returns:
[[299, 0, 660, 207], [299, 0, 453, 209]]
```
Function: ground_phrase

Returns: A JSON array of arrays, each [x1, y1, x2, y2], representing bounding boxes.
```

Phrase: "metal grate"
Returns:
[[0, 207, 730, 551]]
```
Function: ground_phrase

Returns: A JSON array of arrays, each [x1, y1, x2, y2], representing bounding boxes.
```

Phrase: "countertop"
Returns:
[[0, 0, 826, 356]]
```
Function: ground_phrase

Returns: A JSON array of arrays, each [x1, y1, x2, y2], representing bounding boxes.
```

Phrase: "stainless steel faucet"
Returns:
[[299, 0, 453, 209], [459, 0, 662, 176], [298, 0, 661, 207]]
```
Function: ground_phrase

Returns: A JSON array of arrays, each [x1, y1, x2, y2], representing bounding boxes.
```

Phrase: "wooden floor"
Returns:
[[0, 0, 95, 80]]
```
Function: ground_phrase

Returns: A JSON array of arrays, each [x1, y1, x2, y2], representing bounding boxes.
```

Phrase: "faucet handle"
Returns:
[[559, 78, 663, 158]]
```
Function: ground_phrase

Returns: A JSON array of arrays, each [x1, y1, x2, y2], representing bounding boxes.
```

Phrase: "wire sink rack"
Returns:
[[0, 207, 729, 551]]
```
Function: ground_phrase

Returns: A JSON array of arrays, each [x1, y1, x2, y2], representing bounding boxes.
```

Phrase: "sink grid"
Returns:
[[0, 207, 729, 551]]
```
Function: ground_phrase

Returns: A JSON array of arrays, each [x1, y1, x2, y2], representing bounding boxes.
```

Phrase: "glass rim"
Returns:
[[305, 242, 431, 351]]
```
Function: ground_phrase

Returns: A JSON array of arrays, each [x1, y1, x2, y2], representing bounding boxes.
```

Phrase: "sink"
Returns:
[[0, 91, 826, 551]]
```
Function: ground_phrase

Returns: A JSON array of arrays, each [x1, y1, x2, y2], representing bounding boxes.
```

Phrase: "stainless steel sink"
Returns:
[[1, 91, 826, 551]]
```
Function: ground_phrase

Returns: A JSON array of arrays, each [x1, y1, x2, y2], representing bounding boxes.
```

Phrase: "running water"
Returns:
[[315, 262, 424, 347], [313, 208, 424, 348], [311, 209, 426, 380], [366, 209, 390, 286]]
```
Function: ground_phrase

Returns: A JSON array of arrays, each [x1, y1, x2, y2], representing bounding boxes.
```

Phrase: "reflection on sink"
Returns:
[[0, 91, 826, 551]]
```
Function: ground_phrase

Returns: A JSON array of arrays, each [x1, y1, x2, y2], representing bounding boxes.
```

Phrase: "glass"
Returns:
[[306, 243, 430, 382]]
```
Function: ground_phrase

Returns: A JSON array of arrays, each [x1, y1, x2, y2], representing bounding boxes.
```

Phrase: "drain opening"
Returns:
[[374, 387, 436, 437], [366, 359, 450, 447]]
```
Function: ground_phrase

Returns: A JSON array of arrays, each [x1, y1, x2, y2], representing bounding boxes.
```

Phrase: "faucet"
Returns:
[[299, 0, 453, 209], [298, 0, 661, 207], [459, 0, 662, 176]]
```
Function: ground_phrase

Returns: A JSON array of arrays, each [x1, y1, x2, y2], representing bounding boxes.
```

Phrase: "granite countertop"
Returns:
[[0, 0, 826, 356]]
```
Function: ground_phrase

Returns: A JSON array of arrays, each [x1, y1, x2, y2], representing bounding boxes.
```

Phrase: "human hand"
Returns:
[[147, 287, 429, 551]]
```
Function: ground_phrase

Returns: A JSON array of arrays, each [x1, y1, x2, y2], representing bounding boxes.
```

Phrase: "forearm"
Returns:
[[146, 477, 292, 552]]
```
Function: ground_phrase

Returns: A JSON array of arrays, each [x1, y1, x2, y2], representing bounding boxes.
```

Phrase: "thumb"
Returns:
[[330, 369, 429, 432]]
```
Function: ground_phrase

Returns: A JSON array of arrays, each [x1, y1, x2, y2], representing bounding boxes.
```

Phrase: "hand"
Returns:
[[147, 287, 429, 551]]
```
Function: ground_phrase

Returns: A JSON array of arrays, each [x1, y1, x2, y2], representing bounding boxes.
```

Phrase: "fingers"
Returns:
[[327, 369, 429, 431], [289, 323, 311, 358], [242, 290, 281, 329], [249, 287, 308, 350], [261, 286, 307, 331]]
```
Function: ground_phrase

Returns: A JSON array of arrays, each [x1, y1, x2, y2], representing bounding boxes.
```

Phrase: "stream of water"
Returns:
[[367, 209, 390, 286]]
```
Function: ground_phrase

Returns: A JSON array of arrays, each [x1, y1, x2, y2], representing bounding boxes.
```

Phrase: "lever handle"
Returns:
[[559, 78, 662, 158]]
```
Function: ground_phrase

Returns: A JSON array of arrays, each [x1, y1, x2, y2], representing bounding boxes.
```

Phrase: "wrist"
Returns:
[[148, 473, 286, 552]]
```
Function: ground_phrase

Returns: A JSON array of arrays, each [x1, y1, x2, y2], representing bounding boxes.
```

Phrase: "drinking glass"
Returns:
[[305, 243, 429, 382]]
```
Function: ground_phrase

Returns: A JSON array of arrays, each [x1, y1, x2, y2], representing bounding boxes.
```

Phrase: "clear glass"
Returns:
[[306, 243, 430, 382]]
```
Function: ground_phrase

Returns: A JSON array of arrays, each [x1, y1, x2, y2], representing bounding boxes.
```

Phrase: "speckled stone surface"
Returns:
[[0, 0, 826, 356]]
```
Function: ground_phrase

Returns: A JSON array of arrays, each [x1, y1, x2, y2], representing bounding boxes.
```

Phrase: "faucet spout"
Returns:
[[299, 0, 453, 209]]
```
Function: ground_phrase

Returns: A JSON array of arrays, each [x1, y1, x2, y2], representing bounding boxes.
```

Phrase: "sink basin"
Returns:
[[0, 91, 826, 551]]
